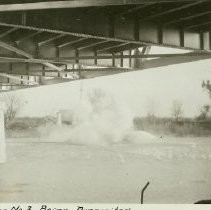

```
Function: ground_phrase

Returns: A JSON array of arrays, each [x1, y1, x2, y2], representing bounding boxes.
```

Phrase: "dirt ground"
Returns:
[[0, 137, 211, 203]]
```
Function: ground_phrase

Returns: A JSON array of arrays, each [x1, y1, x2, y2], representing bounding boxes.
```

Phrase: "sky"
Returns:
[[0, 46, 211, 119]]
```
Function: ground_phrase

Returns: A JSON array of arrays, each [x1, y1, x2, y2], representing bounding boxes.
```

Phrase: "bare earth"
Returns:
[[0, 137, 211, 203]]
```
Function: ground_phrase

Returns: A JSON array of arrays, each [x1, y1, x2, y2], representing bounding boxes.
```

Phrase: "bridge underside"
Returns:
[[0, 0, 211, 89]]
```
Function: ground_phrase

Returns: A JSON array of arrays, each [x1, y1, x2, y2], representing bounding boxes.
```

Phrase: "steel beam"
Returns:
[[0, 27, 18, 39], [0, 52, 210, 63], [158, 26, 163, 44], [138, 0, 208, 22], [0, 21, 202, 51], [21, 11, 27, 26], [51, 52, 211, 60], [94, 50, 98, 65], [200, 32, 204, 50], [111, 53, 115, 67], [0, 51, 210, 75], [114, 3, 155, 18], [26, 63, 29, 76], [38, 34, 66, 46], [15, 30, 43, 44], [180, 29, 185, 47], [129, 50, 132, 67], [75, 49, 79, 64], [95, 41, 123, 52], [0, 1, 197, 12], [0, 41, 62, 71], [42, 65, 45, 76], [185, 20, 211, 30], [209, 32, 211, 50], [120, 52, 124, 67], [1, 52, 211, 81], [111, 43, 141, 53], [0, 1, 210, 52], [134, 18, 140, 41], [164, 11, 211, 26], [57, 37, 89, 48], [0, 42, 32, 58], [97, 42, 129, 52], [77, 40, 110, 50], [0, 56, 84, 66], [70, 38, 99, 49]]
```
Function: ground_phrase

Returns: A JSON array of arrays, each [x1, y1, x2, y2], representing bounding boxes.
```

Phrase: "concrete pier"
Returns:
[[0, 108, 6, 163]]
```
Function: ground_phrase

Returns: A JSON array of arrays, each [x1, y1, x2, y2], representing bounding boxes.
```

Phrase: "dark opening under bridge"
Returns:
[[0, 0, 211, 89]]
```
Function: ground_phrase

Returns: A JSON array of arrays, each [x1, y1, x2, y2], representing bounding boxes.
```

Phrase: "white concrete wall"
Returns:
[[0, 108, 6, 163]]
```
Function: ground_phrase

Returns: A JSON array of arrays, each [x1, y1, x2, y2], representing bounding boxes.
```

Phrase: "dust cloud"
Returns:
[[38, 88, 156, 145]]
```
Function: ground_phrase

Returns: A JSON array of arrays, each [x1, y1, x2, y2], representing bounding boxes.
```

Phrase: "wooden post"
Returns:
[[0, 105, 6, 163]]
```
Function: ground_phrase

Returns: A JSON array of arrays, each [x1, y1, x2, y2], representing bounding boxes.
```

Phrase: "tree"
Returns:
[[201, 80, 211, 119], [197, 104, 210, 120], [171, 100, 183, 121], [0, 93, 21, 127], [202, 80, 211, 97]]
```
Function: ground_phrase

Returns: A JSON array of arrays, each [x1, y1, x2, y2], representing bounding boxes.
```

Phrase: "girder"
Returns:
[[14, 31, 43, 44], [96, 42, 124, 52], [0, 27, 18, 39], [138, 0, 208, 23], [0, 52, 210, 62], [97, 43, 132, 53], [164, 10, 211, 26], [38, 34, 66, 46], [114, 3, 155, 18], [186, 20, 211, 30], [57, 37, 88, 48], [0, 0, 210, 89], [111, 43, 141, 53], [0, 41, 62, 71], [0, 1, 204, 12], [0, 19, 208, 51], [77, 40, 110, 51]]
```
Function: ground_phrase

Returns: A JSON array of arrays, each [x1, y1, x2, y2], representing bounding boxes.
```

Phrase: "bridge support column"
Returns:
[[132, 48, 142, 69], [0, 107, 6, 163], [132, 46, 151, 69]]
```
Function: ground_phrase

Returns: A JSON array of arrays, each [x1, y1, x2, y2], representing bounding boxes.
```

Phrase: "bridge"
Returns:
[[0, 0, 211, 90]]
